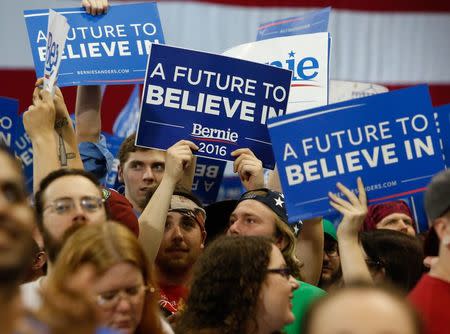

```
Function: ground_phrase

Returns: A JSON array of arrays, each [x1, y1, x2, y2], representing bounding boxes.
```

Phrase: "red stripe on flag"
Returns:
[[156, 0, 450, 12]]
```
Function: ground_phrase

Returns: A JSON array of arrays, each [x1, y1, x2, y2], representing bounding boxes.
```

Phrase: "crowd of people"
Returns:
[[1, 1, 449, 333]]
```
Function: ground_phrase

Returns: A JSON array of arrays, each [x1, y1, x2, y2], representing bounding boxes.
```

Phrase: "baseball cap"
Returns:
[[424, 169, 450, 223], [102, 188, 139, 237], [323, 219, 337, 241]]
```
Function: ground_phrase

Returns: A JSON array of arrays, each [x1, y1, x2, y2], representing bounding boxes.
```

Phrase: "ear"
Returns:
[[433, 218, 449, 241], [118, 164, 124, 183], [275, 235, 289, 251], [32, 251, 47, 271]]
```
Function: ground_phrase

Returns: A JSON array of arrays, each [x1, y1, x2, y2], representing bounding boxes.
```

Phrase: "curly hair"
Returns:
[[176, 235, 274, 334]]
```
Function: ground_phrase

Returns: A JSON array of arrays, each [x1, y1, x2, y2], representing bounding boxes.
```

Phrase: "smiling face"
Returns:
[[93, 262, 146, 334], [118, 150, 166, 212], [255, 245, 298, 333]]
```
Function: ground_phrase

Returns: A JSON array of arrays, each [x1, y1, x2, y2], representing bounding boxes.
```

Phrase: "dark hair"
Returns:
[[301, 282, 424, 334], [360, 230, 424, 292], [118, 133, 151, 166], [176, 236, 273, 334], [34, 169, 103, 231]]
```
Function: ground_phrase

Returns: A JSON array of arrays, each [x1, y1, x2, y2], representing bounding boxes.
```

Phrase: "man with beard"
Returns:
[[318, 220, 342, 292], [21, 168, 108, 309]]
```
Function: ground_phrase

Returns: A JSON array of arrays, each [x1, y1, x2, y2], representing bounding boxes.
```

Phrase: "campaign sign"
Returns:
[[267, 85, 445, 222], [14, 116, 34, 193], [44, 10, 70, 93], [256, 7, 330, 41], [330, 80, 389, 104], [435, 103, 450, 168], [113, 84, 141, 138], [0, 97, 19, 149], [136, 44, 292, 169], [224, 33, 330, 114], [192, 157, 226, 205], [103, 132, 125, 192], [24, 2, 165, 86]]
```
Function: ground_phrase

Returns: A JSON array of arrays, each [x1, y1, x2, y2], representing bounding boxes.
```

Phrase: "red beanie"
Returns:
[[102, 188, 139, 237], [363, 200, 415, 231]]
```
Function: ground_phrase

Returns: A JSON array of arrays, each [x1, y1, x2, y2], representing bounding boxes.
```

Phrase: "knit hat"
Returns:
[[363, 200, 415, 231], [102, 188, 139, 237]]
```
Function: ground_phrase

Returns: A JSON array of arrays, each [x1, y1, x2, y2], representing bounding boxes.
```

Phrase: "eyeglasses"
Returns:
[[267, 267, 292, 279], [44, 196, 105, 215], [96, 284, 149, 308], [324, 242, 339, 257]]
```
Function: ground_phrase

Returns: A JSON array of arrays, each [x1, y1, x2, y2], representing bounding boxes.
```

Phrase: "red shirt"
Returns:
[[409, 274, 450, 334], [158, 284, 189, 315]]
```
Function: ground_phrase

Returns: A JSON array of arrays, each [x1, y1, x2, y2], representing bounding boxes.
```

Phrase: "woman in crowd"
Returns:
[[361, 229, 424, 292], [48, 222, 167, 334], [176, 235, 299, 334]]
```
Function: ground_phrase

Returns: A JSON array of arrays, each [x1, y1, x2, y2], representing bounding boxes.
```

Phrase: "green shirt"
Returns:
[[283, 280, 326, 334]]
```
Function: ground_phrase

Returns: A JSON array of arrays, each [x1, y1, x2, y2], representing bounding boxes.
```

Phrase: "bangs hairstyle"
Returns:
[[50, 222, 162, 334]]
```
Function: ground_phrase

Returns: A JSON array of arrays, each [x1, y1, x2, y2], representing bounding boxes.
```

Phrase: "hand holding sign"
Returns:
[[24, 88, 56, 140], [231, 148, 264, 191], [164, 140, 199, 185], [81, 0, 109, 16]]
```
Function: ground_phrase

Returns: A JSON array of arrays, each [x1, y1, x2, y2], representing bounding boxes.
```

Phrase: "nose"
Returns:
[[289, 275, 299, 291], [170, 223, 184, 241], [71, 203, 88, 223], [115, 293, 132, 313], [142, 166, 155, 182], [397, 220, 409, 233], [227, 221, 240, 235]]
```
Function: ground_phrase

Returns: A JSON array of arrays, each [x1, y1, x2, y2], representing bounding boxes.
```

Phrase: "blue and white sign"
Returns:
[[435, 103, 450, 168], [113, 85, 141, 138], [0, 97, 19, 149], [256, 7, 330, 41], [136, 44, 292, 169], [192, 157, 226, 205], [267, 85, 445, 222], [24, 2, 165, 86], [224, 33, 330, 114], [14, 116, 34, 193], [103, 132, 125, 193]]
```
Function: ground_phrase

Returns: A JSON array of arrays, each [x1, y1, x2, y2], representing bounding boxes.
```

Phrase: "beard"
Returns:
[[0, 213, 34, 286], [42, 222, 87, 264]]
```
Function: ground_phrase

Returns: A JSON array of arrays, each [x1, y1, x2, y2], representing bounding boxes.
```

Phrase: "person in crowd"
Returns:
[[318, 219, 342, 291], [153, 189, 206, 316], [176, 235, 299, 334], [409, 169, 450, 334], [48, 222, 169, 334], [21, 168, 108, 309], [140, 139, 203, 315], [22, 230, 47, 284], [361, 229, 424, 292], [302, 283, 424, 334], [363, 200, 417, 236]]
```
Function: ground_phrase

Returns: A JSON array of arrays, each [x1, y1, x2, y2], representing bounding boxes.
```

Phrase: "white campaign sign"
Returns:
[[223, 33, 330, 114], [43, 9, 70, 94], [330, 80, 389, 103]]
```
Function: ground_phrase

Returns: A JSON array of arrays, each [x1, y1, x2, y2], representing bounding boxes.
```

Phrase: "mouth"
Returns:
[[166, 248, 189, 253]]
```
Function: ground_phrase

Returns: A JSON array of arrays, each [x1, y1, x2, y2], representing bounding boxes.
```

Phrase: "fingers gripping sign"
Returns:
[[81, 0, 109, 16], [165, 140, 199, 184], [23, 88, 56, 139], [231, 148, 265, 191]]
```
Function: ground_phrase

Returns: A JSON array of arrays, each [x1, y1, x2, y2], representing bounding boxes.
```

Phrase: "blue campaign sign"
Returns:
[[14, 116, 34, 193], [0, 97, 19, 149], [435, 103, 450, 168], [24, 2, 165, 86], [103, 132, 125, 193], [267, 85, 445, 222], [113, 85, 141, 138], [192, 157, 226, 205], [256, 7, 330, 41], [136, 44, 292, 169]]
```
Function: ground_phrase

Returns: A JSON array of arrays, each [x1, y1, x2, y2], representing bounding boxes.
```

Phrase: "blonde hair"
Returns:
[[50, 222, 163, 334], [274, 214, 302, 279]]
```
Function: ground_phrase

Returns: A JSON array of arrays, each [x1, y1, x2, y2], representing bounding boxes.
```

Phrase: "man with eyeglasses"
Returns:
[[21, 168, 107, 310], [318, 219, 342, 292]]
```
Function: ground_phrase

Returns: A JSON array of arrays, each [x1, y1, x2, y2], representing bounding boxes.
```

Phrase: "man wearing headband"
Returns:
[[140, 140, 203, 316]]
